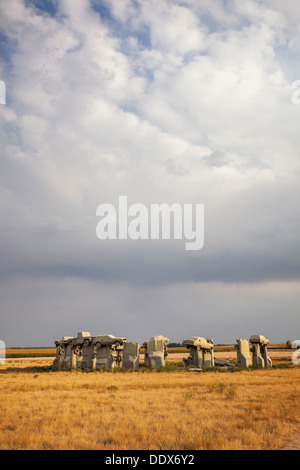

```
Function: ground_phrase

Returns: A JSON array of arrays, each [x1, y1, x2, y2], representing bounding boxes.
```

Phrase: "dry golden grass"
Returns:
[[6, 349, 55, 358], [0, 361, 299, 450]]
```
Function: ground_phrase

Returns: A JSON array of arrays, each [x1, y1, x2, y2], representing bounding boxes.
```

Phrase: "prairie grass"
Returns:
[[0, 361, 299, 450], [6, 349, 56, 358]]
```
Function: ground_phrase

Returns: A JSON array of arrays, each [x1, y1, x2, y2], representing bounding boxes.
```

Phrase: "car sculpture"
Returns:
[[182, 336, 214, 350], [92, 334, 127, 349]]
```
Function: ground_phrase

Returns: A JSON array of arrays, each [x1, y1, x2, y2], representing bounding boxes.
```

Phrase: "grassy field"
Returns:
[[5, 348, 56, 358], [0, 359, 299, 450]]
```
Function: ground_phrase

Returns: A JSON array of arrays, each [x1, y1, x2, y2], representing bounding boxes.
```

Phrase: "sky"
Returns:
[[0, 0, 299, 347]]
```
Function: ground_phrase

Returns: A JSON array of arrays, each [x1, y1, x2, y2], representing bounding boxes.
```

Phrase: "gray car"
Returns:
[[93, 334, 127, 349]]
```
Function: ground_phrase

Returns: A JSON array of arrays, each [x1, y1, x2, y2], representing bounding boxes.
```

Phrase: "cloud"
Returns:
[[0, 0, 299, 345], [1, 276, 299, 346]]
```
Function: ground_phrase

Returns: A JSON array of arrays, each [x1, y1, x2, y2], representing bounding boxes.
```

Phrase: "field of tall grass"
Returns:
[[0, 360, 299, 450]]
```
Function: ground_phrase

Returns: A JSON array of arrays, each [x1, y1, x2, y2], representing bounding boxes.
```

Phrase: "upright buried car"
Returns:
[[92, 335, 127, 369]]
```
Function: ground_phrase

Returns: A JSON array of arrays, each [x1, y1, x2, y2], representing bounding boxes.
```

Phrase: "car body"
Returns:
[[54, 336, 74, 347], [93, 334, 127, 348], [182, 336, 214, 350], [249, 335, 269, 345]]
